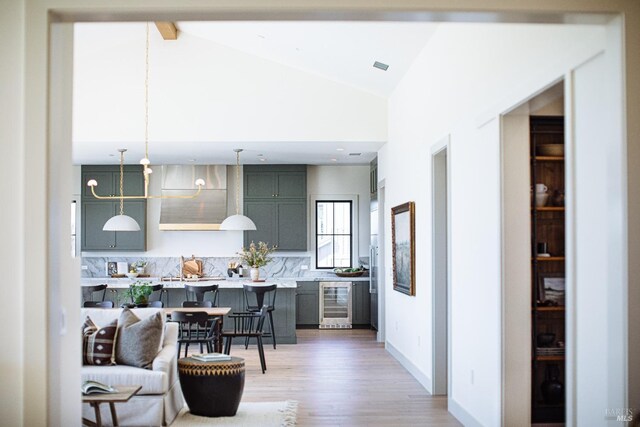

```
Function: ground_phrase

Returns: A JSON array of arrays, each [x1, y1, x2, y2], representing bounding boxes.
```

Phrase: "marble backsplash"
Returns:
[[81, 256, 369, 278]]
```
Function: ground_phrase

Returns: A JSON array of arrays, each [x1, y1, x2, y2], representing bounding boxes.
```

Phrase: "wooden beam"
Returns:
[[154, 22, 178, 40]]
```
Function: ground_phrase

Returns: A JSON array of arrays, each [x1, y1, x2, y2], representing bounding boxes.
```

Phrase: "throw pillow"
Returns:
[[82, 316, 118, 366], [116, 308, 163, 369]]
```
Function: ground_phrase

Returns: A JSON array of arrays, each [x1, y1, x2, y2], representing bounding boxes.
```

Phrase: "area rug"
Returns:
[[172, 401, 298, 427]]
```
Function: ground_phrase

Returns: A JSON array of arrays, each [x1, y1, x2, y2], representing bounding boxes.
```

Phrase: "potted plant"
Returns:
[[132, 260, 147, 274], [130, 281, 153, 306], [237, 241, 277, 281]]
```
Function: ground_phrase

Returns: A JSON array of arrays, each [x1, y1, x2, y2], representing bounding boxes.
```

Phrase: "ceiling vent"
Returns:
[[373, 61, 389, 71], [349, 153, 362, 156]]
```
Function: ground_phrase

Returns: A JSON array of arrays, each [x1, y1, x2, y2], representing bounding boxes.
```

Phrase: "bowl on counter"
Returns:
[[125, 272, 139, 279], [333, 268, 366, 278]]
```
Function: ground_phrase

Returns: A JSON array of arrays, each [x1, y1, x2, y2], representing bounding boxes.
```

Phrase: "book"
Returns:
[[191, 353, 232, 362], [82, 380, 117, 395]]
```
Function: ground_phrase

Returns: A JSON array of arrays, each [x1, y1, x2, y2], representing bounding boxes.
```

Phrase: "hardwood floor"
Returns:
[[210, 329, 462, 426]]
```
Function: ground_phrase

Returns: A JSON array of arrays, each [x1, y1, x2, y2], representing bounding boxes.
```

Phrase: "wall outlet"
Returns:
[[81, 265, 88, 270], [300, 265, 309, 270]]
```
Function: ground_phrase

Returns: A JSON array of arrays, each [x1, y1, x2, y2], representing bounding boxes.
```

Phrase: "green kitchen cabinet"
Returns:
[[81, 165, 147, 252], [243, 165, 307, 251], [81, 200, 147, 251], [351, 281, 371, 326], [244, 165, 306, 199], [295, 281, 319, 326], [82, 165, 145, 199]]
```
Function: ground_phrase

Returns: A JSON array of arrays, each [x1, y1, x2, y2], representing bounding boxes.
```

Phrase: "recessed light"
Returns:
[[336, 148, 344, 152], [260, 158, 266, 162], [373, 61, 389, 71], [188, 159, 196, 162], [331, 158, 337, 162]]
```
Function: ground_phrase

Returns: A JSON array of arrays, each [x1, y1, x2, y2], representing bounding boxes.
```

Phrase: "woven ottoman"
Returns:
[[178, 356, 245, 417]]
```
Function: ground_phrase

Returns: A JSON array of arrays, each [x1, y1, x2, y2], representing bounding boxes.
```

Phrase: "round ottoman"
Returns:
[[178, 356, 245, 417]]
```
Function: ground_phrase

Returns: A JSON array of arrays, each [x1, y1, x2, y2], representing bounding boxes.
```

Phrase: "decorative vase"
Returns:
[[136, 266, 145, 274], [541, 364, 564, 405], [250, 267, 260, 281]]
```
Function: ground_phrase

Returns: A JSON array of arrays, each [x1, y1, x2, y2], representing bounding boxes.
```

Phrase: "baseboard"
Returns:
[[385, 341, 432, 392], [448, 398, 484, 427]]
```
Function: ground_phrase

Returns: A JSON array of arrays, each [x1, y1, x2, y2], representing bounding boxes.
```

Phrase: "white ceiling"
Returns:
[[72, 21, 438, 165]]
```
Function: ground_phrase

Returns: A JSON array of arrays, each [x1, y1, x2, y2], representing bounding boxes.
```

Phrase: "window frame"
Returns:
[[314, 199, 354, 270]]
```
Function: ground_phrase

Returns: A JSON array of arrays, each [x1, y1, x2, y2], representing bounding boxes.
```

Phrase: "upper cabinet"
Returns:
[[243, 165, 307, 251], [80, 165, 147, 252], [244, 165, 307, 199], [82, 165, 145, 199]]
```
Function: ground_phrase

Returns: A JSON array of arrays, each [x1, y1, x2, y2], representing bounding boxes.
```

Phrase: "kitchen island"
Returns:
[[82, 278, 298, 344]]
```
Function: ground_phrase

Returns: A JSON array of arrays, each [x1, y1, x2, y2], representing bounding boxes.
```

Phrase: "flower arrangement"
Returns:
[[133, 260, 147, 269], [237, 241, 276, 268]]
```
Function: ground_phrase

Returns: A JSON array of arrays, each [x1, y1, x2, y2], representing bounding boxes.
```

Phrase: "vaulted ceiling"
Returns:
[[72, 21, 438, 165]]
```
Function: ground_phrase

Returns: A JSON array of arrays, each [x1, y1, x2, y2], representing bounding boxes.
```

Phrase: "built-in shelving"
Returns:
[[530, 116, 566, 424]]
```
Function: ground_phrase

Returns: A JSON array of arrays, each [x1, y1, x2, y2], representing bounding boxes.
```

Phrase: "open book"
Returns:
[[191, 352, 232, 362], [82, 380, 117, 395]]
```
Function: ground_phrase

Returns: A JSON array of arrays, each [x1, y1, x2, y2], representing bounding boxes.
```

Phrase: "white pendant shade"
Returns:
[[103, 214, 141, 231], [219, 214, 257, 231]]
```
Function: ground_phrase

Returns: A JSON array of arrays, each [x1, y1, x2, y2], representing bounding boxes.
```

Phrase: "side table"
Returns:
[[82, 385, 141, 427], [178, 356, 245, 417]]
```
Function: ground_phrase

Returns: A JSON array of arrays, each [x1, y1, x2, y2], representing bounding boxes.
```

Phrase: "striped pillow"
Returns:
[[82, 316, 118, 366]]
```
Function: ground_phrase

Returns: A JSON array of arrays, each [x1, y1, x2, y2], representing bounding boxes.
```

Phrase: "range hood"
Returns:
[[159, 165, 228, 231]]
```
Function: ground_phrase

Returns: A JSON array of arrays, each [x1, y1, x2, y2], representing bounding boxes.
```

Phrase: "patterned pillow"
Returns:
[[82, 316, 118, 366]]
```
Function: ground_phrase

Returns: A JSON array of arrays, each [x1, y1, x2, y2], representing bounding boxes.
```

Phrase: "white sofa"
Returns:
[[81, 308, 183, 427]]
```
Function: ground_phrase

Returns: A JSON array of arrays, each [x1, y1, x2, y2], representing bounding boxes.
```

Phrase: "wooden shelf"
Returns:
[[532, 206, 565, 212], [532, 256, 565, 262], [535, 355, 565, 362], [531, 156, 565, 162], [534, 306, 566, 312]]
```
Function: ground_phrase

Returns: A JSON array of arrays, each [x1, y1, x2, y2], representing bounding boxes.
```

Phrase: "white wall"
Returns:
[[80, 165, 371, 259], [383, 23, 606, 426], [0, 1, 25, 425]]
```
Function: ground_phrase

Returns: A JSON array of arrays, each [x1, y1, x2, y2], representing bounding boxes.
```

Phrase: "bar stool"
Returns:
[[243, 284, 277, 349], [82, 284, 107, 305], [185, 284, 219, 306]]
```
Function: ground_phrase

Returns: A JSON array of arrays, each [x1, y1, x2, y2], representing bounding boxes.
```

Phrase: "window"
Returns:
[[316, 200, 352, 269]]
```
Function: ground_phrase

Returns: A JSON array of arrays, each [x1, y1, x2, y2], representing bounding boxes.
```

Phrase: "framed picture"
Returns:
[[391, 201, 415, 296], [106, 261, 117, 276], [538, 273, 565, 306]]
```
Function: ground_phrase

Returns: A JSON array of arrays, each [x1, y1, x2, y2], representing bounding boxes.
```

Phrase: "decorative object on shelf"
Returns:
[[537, 242, 550, 257], [391, 201, 415, 296], [237, 241, 276, 281], [535, 182, 549, 207], [541, 364, 564, 405], [86, 22, 205, 204], [538, 273, 565, 306], [536, 332, 556, 347], [106, 261, 118, 276], [536, 144, 564, 156], [130, 281, 153, 306], [220, 149, 257, 231], [126, 272, 139, 279]]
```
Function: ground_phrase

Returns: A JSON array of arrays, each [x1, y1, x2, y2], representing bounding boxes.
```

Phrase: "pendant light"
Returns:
[[86, 22, 205, 202], [220, 149, 257, 231], [100, 149, 141, 231]]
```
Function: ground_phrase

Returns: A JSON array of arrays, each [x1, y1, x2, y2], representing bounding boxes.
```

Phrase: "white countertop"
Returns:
[[81, 275, 369, 289], [81, 277, 298, 289]]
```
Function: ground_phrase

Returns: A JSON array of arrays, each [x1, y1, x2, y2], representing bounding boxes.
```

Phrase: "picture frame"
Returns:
[[391, 201, 415, 296], [538, 272, 565, 306], [106, 261, 117, 276]]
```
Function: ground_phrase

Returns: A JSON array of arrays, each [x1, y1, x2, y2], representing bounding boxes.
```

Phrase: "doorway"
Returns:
[[432, 139, 449, 396]]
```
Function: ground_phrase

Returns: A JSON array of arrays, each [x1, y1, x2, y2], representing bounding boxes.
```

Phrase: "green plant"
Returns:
[[133, 260, 147, 269], [237, 241, 276, 268], [130, 281, 153, 305]]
